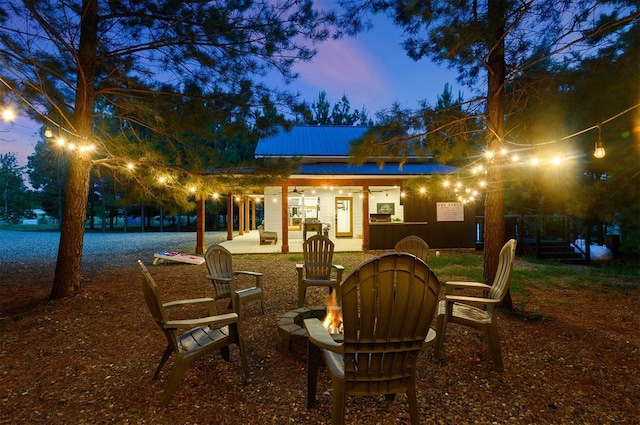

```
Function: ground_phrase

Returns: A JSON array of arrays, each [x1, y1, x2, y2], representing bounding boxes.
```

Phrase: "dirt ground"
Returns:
[[1, 251, 639, 424]]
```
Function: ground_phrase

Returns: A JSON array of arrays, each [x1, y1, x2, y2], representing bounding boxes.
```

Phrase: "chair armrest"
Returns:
[[332, 264, 344, 283], [296, 264, 304, 281], [304, 318, 343, 353], [234, 271, 263, 277], [163, 297, 218, 316], [445, 295, 501, 305], [163, 297, 216, 309], [235, 270, 264, 289], [164, 312, 239, 330], [444, 280, 491, 295], [206, 275, 232, 283]]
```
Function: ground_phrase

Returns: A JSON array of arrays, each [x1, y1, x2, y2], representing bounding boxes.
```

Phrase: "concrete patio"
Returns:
[[218, 229, 364, 254]]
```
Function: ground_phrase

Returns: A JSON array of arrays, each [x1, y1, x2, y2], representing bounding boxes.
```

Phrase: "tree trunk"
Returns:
[[484, 0, 510, 308], [50, 0, 98, 299], [51, 157, 92, 298]]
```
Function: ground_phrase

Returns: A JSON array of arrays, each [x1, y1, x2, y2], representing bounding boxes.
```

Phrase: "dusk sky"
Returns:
[[1, 14, 462, 167]]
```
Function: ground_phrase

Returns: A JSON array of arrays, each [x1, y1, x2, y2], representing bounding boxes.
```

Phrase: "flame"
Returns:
[[322, 291, 343, 334]]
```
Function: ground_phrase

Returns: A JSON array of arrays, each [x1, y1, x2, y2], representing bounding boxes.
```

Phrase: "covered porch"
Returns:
[[218, 228, 363, 254]]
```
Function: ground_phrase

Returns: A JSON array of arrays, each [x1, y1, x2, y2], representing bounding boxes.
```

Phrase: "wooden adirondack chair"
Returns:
[[433, 239, 517, 371], [204, 244, 264, 320], [137, 260, 251, 406], [296, 235, 344, 307], [305, 252, 441, 425], [394, 235, 430, 263]]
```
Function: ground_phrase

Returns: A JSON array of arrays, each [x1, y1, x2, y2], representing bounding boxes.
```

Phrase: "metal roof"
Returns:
[[294, 162, 457, 176], [255, 125, 371, 157]]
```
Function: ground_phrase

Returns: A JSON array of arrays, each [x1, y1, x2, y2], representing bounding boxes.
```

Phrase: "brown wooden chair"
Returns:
[[137, 260, 250, 406], [394, 235, 430, 263], [395, 235, 437, 347], [434, 239, 517, 371], [204, 244, 264, 320], [296, 234, 344, 307], [305, 253, 441, 425]]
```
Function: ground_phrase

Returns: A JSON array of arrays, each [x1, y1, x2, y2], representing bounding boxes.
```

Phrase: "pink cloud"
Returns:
[[292, 37, 391, 109]]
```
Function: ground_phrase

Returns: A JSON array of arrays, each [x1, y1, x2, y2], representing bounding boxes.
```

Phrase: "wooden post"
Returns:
[[362, 185, 370, 250], [239, 196, 244, 236], [227, 193, 233, 241], [195, 196, 205, 254], [281, 185, 289, 253], [252, 198, 256, 230], [245, 197, 250, 232]]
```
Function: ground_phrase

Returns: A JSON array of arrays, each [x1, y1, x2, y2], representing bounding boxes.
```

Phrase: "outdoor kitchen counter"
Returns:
[[368, 222, 429, 250]]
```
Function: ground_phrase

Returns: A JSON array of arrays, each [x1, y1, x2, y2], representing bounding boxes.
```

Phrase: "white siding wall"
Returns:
[[263, 185, 404, 238]]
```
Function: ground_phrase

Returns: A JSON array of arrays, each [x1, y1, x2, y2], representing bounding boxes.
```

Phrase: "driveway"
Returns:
[[0, 229, 227, 277]]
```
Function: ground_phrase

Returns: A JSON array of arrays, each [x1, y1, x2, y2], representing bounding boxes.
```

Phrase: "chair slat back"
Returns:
[[137, 259, 167, 325], [138, 260, 182, 354], [394, 235, 429, 262], [487, 239, 517, 303], [204, 245, 235, 298], [303, 235, 335, 279], [340, 253, 440, 395], [205, 245, 234, 279]]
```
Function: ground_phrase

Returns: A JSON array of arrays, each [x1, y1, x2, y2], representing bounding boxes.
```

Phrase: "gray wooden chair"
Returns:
[[296, 234, 344, 307], [433, 239, 517, 371], [257, 225, 278, 245], [204, 244, 264, 320], [305, 253, 441, 425], [137, 260, 250, 406], [394, 235, 430, 263]]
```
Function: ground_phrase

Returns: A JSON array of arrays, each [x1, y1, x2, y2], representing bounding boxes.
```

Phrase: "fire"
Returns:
[[322, 291, 343, 333]]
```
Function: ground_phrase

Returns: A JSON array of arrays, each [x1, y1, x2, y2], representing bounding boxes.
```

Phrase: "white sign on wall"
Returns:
[[436, 202, 464, 222]]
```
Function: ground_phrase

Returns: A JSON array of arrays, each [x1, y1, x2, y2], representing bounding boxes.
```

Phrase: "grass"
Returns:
[[289, 249, 639, 294]]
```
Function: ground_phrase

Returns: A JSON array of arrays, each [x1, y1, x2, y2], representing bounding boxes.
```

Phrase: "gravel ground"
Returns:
[[1, 229, 639, 424], [0, 229, 227, 275]]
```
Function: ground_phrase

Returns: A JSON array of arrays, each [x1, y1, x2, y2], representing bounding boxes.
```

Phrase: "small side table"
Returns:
[[303, 222, 323, 240]]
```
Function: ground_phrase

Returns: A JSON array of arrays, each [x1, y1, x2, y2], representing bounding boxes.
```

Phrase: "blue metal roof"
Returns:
[[296, 163, 457, 176], [255, 125, 371, 157]]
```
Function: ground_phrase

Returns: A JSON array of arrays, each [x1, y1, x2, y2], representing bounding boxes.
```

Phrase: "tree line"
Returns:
[[1, 0, 637, 299]]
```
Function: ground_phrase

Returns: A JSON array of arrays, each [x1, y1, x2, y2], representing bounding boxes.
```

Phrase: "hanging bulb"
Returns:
[[44, 127, 53, 138], [593, 126, 606, 159], [1, 107, 16, 122]]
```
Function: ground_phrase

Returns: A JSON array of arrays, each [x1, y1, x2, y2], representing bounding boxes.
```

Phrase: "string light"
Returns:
[[593, 126, 606, 159], [1, 107, 16, 122], [3, 77, 634, 206]]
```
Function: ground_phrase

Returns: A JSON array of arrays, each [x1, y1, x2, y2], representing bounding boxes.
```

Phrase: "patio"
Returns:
[[218, 229, 363, 254]]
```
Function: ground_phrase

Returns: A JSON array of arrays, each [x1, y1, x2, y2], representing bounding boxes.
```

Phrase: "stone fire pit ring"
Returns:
[[276, 306, 328, 362]]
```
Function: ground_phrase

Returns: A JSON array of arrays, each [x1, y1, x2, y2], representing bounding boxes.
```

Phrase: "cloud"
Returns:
[[292, 37, 391, 108]]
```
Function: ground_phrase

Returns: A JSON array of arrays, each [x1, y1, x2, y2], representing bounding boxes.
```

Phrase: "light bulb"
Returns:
[[593, 140, 605, 158], [1, 108, 16, 122]]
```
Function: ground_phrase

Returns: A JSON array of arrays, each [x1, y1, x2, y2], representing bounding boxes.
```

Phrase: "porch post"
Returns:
[[281, 185, 289, 253], [195, 196, 206, 254], [251, 199, 256, 230], [245, 197, 250, 232], [239, 195, 244, 236], [362, 184, 370, 250], [227, 193, 233, 240]]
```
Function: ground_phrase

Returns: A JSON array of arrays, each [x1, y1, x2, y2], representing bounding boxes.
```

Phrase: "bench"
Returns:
[[258, 225, 278, 245]]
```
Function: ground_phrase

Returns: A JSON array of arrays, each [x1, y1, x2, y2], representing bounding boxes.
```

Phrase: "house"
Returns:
[[252, 125, 477, 253]]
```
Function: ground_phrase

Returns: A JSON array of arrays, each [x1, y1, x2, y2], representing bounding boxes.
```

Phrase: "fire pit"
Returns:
[[277, 293, 343, 362], [276, 306, 327, 361]]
